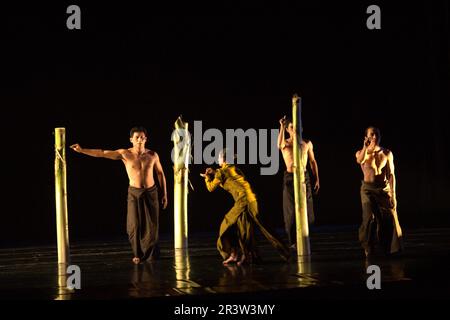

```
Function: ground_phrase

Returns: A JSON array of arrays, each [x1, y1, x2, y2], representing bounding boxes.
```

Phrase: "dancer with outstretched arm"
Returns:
[[71, 126, 168, 264]]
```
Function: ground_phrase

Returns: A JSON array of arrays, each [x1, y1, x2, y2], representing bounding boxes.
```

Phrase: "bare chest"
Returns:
[[364, 152, 388, 172], [283, 141, 308, 153], [124, 153, 155, 172]]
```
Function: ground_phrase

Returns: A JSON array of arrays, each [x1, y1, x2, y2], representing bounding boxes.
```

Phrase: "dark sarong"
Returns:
[[127, 185, 160, 260], [283, 171, 314, 247], [359, 181, 403, 255]]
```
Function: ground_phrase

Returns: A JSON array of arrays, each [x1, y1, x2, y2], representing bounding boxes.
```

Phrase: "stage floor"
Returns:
[[1, 227, 449, 302]]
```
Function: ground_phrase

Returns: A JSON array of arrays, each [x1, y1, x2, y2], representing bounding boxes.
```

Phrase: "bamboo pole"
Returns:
[[173, 117, 191, 251], [54, 128, 70, 272], [292, 95, 311, 257]]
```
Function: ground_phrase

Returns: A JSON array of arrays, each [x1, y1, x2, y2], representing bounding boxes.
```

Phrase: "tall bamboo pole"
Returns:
[[173, 117, 191, 251], [54, 128, 70, 273], [292, 95, 311, 256]]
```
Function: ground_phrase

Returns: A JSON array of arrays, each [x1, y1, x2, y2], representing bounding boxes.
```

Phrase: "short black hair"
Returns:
[[130, 126, 148, 138], [365, 126, 381, 144], [284, 118, 304, 132]]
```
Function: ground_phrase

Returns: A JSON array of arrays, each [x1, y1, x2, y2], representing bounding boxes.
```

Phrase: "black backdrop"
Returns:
[[2, 1, 449, 246]]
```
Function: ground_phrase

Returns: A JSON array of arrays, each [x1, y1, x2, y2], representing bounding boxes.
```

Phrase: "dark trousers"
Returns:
[[358, 181, 403, 255], [127, 185, 160, 260], [283, 171, 314, 247]]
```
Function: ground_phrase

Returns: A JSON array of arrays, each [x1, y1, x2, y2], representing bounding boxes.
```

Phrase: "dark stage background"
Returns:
[[2, 2, 449, 247]]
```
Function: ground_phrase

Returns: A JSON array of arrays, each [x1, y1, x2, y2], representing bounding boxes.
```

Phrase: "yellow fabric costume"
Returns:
[[204, 164, 290, 261]]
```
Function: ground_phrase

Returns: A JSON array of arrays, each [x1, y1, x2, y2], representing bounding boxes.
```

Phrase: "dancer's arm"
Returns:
[[355, 137, 371, 164], [70, 144, 124, 160], [201, 168, 221, 192], [308, 141, 320, 193], [154, 152, 168, 209], [387, 151, 397, 210], [278, 116, 287, 149]]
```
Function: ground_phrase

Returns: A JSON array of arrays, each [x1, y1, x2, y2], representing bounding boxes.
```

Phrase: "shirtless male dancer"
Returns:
[[71, 126, 168, 264], [278, 96, 320, 248], [355, 126, 403, 257]]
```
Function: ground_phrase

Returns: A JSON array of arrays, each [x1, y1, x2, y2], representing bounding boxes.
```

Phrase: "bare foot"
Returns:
[[132, 257, 141, 264], [223, 254, 238, 265]]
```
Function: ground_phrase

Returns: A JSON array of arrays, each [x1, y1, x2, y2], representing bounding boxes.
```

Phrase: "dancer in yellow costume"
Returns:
[[201, 149, 290, 266]]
